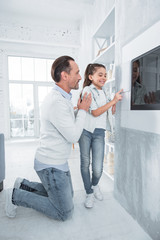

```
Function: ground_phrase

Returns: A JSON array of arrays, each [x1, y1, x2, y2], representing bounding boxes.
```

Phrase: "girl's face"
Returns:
[[89, 67, 107, 90], [132, 61, 139, 84]]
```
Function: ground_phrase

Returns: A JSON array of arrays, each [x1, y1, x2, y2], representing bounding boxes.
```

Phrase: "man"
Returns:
[[5, 56, 91, 221]]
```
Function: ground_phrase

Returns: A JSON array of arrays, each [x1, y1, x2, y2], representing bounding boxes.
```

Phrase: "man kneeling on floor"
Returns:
[[5, 55, 91, 221]]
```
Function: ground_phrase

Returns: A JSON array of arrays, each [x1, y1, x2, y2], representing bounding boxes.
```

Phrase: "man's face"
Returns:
[[67, 61, 82, 90]]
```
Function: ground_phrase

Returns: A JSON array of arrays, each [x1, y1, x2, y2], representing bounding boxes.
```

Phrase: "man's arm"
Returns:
[[49, 93, 91, 143]]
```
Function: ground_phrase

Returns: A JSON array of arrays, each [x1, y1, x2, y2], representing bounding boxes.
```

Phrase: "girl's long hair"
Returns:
[[83, 63, 106, 88], [134, 60, 141, 84]]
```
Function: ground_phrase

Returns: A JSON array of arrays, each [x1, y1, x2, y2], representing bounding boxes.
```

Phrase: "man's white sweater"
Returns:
[[35, 88, 86, 166]]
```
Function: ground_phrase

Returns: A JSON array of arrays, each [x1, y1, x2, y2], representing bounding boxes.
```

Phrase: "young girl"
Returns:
[[131, 60, 146, 105], [79, 63, 123, 208]]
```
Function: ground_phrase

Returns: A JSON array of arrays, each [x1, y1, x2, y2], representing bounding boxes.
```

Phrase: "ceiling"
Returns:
[[0, 0, 95, 25]]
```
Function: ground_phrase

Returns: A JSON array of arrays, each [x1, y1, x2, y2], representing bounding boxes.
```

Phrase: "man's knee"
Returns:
[[61, 208, 74, 221]]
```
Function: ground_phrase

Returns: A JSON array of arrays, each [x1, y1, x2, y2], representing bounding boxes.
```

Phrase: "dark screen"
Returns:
[[131, 45, 160, 110]]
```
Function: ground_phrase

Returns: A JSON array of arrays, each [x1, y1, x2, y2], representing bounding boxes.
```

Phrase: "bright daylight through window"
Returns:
[[8, 56, 54, 138]]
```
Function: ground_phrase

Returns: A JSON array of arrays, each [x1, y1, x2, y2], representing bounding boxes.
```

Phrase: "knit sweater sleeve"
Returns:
[[48, 98, 86, 143]]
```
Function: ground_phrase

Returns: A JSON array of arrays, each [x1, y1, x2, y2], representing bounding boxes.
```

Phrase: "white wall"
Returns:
[[114, 1, 160, 239]]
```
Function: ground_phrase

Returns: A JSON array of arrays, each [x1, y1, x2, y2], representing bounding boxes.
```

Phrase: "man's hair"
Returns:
[[51, 55, 75, 83]]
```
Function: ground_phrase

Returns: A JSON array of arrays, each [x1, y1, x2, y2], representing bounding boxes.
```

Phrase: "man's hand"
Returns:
[[77, 92, 92, 112], [144, 91, 156, 104]]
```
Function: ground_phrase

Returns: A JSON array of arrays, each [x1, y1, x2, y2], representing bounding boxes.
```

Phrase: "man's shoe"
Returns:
[[84, 193, 94, 208], [5, 188, 17, 218], [93, 185, 103, 201], [14, 177, 23, 189]]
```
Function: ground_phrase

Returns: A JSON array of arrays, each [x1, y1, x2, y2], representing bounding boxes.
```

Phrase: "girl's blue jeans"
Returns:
[[12, 167, 74, 221], [79, 128, 105, 194]]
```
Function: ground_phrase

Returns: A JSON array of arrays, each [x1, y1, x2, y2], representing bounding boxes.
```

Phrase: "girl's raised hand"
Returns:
[[113, 89, 123, 103]]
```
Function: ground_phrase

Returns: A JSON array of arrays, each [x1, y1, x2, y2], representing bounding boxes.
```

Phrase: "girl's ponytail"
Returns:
[[83, 64, 92, 88]]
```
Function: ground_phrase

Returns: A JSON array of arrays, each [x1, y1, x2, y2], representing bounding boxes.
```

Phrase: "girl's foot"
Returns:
[[93, 185, 103, 201], [84, 193, 94, 208]]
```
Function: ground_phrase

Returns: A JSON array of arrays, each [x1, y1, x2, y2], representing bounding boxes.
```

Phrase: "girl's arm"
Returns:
[[91, 89, 123, 117], [112, 104, 116, 115]]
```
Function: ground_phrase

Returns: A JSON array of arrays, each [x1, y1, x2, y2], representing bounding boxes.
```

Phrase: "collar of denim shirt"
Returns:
[[54, 84, 72, 100], [90, 83, 106, 96]]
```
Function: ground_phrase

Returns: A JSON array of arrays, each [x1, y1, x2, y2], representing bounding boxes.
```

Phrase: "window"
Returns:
[[8, 56, 55, 138]]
